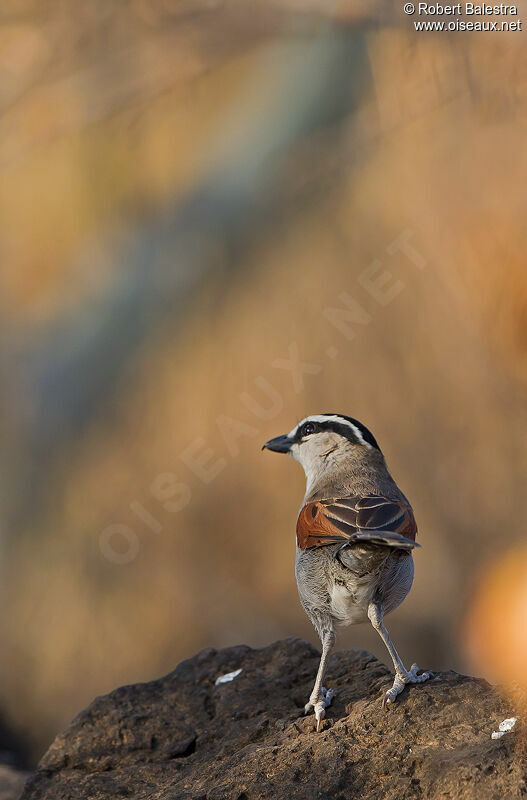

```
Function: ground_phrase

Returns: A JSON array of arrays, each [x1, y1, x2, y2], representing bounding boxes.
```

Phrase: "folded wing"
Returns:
[[296, 495, 418, 552]]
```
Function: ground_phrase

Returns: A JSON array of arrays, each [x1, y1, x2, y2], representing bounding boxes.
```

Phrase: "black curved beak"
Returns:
[[262, 434, 292, 453]]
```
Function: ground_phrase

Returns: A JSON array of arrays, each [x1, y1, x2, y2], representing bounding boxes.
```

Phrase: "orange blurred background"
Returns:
[[1, 1, 526, 760]]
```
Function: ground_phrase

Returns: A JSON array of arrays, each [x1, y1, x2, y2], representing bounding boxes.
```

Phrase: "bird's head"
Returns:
[[262, 413, 382, 487]]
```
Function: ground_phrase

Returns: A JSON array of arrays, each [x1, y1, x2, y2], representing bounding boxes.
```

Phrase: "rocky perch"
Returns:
[[22, 638, 525, 800]]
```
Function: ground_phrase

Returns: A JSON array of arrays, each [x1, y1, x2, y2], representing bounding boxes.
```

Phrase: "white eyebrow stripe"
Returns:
[[288, 415, 373, 448]]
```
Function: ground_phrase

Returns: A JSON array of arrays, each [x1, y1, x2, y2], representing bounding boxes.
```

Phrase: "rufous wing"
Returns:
[[296, 494, 419, 552]]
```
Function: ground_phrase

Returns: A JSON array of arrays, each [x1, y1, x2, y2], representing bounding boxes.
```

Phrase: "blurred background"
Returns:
[[1, 0, 526, 764]]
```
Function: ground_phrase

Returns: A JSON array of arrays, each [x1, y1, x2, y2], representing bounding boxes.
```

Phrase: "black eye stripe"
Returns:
[[321, 414, 380, 450], [294, 416, 381, 451]]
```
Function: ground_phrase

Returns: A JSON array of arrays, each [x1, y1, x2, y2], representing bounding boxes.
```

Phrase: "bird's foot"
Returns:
[[382, 663, 431, 710], [304, 686, 335, 731]]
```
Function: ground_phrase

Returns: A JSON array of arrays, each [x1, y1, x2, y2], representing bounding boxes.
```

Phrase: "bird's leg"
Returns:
[[304, 627, 335, 731], [367, 602, 431, 709]]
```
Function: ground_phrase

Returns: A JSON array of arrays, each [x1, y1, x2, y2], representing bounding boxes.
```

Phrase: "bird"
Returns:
[[262, 413, 431, 730]]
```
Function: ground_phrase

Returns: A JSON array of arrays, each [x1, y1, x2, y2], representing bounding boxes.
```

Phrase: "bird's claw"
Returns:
[[382, 688, 398, 710], [315, 709, 324, 732], [305, 686, 334, 731], [382, 663, 431, 710]]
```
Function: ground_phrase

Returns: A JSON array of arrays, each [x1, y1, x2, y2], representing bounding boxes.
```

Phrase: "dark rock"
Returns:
[[0, 765, 29, 800], [0, 712, 32, 799], [21, 638, 526, 799]]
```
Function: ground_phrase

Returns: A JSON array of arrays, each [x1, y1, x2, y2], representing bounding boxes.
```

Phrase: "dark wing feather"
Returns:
[[296, 494, 418, 552]]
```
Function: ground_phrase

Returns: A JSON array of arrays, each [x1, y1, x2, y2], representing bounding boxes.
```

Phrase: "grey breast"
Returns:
[[295, 544, 414, 626]]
